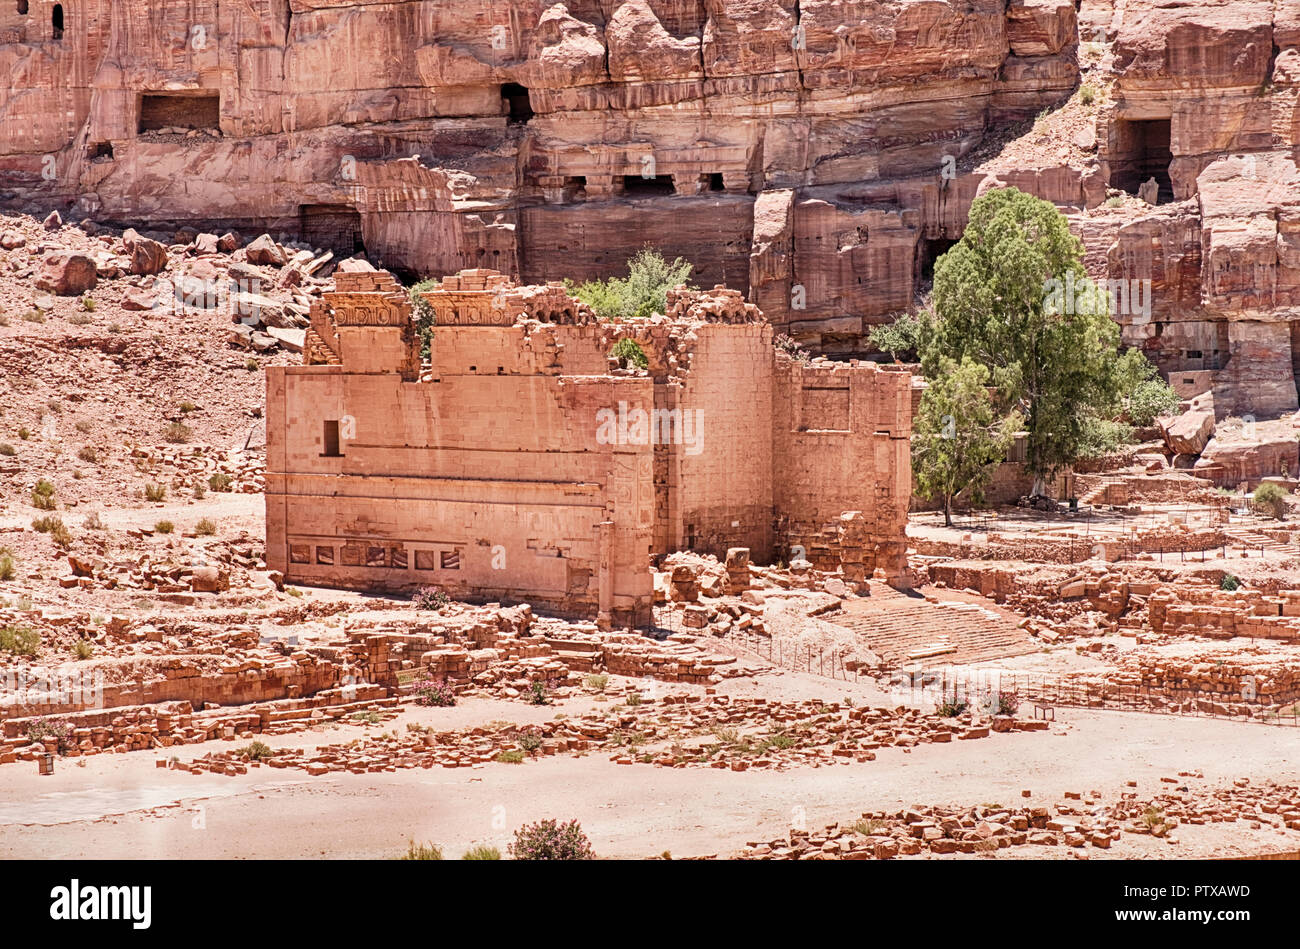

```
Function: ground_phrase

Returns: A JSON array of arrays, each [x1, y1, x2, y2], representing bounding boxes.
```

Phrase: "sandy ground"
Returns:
[[2, 677, 1297, 860]]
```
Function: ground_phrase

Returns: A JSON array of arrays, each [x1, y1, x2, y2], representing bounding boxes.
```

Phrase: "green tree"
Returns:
[[913, 357, 1022, 527], [868, 312, 924, 362], [1115, 350, 1181, 426], [572, 248, 693, 321], [1253, 482, 1288, 520], [409, 279, 438, 360], [609, 338, 649, 369], [923, 187, 1136, 490]]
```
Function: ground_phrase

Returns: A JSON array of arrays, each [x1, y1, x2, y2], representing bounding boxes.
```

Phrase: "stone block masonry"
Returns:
[[267, 270, 913, 624]]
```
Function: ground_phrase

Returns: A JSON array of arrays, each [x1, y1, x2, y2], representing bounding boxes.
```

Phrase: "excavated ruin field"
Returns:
[[2, 205, 1300, 860], [4, 0, 1300, 865]]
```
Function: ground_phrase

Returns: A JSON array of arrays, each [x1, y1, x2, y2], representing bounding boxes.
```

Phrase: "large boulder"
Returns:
[[190, 566, 230, 593], [231, 291, 292, 327], [172, 259, 224, 309], [121, 287, 158, 311], [1160, 410, 1215, 456], [245, 234, 286, 266], [1194, 423, 1300, 485], [266, 326, 305, 352], [190, 232, 219, 255], [227, 261, 268, 294], [34, 252, 97, 295], [123, 228, 169, 276]]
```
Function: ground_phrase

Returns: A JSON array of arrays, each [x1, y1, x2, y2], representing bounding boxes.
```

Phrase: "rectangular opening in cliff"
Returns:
[[300, 204, 365, 257], [138, 93, 221, 133], [1110, 119, 1173, 203], [623, 174, 675, 197], [500, 83, 533, 124], [916, 238, 958, 286]]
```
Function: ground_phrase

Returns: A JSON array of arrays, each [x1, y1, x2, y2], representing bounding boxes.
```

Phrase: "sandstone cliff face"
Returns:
[[0, 1, 1072, 332], [1, 0, 1299, 418]]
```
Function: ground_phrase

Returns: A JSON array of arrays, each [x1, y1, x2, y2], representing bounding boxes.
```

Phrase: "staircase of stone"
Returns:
[[1223, 527, 1294, 557], [542, 637, 602, 672], [1080, 478, 1125, 507], [829, 584, 1037, 668], [304, 328, 341, 365]]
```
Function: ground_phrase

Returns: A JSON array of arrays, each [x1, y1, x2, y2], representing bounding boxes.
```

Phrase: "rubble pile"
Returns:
[[599, 696, 1046, 771], [129, 445, 265, 494], [170, 691, 1047, 778], [736, 780, 1300, 859]]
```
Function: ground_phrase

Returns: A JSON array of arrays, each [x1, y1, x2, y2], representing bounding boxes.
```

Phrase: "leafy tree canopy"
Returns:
[[572, 248, 694, 321], [922, 187, 1170, 481], [913, 356, 1023, 525]]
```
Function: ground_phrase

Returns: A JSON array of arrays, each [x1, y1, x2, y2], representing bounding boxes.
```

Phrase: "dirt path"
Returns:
[[2, 691, 1296, 859]]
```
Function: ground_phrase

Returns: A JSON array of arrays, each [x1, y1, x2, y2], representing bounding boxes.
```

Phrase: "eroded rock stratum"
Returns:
[[3, 0, 1297, 393]]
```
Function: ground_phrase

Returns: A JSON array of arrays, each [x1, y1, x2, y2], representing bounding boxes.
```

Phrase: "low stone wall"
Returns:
[[0, 686, 390, 763], [914, 526, 1228, 565], [0, 652, 345, 719], [1148, 587, 1300, 641]]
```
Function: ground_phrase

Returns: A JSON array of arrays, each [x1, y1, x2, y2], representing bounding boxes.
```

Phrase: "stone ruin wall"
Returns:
[[771, 357, 912, 577], [269, 269, 658, 626], [268, 269, 913, 621]]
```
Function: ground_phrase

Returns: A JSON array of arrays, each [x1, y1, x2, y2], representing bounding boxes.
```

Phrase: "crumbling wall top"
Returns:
[[666, 285, 763, 325]]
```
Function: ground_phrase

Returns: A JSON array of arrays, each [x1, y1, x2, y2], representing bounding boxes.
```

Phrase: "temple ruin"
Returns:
[[266, 269, 912, 625]]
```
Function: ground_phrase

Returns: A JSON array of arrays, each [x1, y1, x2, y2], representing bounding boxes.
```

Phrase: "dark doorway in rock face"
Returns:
[[300, 204, 365, 257], [1110, 119, 1174, 202], [138, 93, 221, 132], [623, 174, 675, 197], [916, 237, 958, 285], [52, 3, 62, 39], [500, 83, 533, 124]]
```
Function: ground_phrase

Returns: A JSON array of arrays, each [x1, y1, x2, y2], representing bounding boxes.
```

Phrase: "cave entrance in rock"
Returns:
[[138, 93, 221, 133], [300, 205, 366, 257], [623, 174, 675, 197], [52, 3, 62, 39], [500, 83, 533, 124], [916, 237, 958, 285], [1110, 119, 1174, 203]]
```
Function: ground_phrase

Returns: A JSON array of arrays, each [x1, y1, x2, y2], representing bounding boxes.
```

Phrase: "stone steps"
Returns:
[[1080, 478, 1125, 506], [1224, 529, 1293, 554], [830, 588, 1036, 668]]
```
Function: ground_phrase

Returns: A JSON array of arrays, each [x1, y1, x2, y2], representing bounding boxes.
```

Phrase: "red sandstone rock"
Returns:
[[246, 235, 286, 267], [34, 252, 97, 296], [1161, 409, 1215, 456], [123, 229, 169, 276]]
